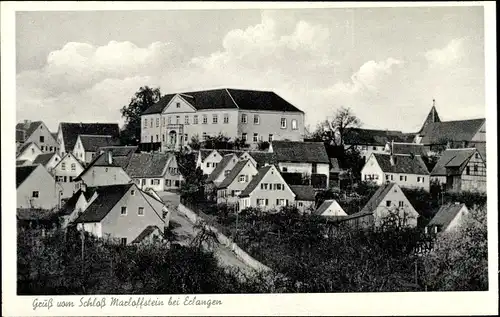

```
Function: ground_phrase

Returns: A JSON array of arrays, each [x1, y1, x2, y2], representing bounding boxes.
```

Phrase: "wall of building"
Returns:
[[360, 155, 384, 185], [383, 172, 430, 191], [295, 200, 315, 214], [217, 161, 258, 205], [82, 166, 132, 187], [25, 122, 59, 153], [471, 122, 486, 142], [77, 222, 103, 238], [17, 166, 61, 210], [320, 201, 347, 217], [458, 154, 487, 193], [17, 143, 43, 163], [238, 110, 304, 145], [372, 186, 419, 228], [52, 154, 85, 198], [200, 151, 223, 175], [101, 186, 165, 244]]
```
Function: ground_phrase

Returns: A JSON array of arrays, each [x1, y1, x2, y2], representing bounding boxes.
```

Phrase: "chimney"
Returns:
[[390, 154, 396, 166], [107, 150, 113, 164], [23, 119, 32, 129]]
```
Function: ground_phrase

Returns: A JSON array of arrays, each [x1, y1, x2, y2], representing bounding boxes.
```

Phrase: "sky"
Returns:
[[16, 6, 486, 133]]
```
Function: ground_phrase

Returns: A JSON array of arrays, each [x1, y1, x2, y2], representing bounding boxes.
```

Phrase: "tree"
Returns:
[[257, 141, 270, 151], [312, 107, 361, 146], [120, 86, 162, 145], [176, 149, 206, 200], [188, 134, 201, 151], [203, 133, 234, 150]]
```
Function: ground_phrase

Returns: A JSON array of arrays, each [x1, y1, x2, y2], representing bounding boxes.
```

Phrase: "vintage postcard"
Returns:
[[1, 1, 498, 316]]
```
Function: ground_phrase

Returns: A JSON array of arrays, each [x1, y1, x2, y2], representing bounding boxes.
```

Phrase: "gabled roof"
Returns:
[[206, 154, 237, 183], [78, 135, 120, 152], [358, 182, 398, 216], [418, 119, 485, 145], [74, 151, 129, 181], [428, 203, 467, 229], [59, 190, 84, 216], [16, 165, 39, 188], [199, 149, 217, 162], [344, 128, 409, 146], [430, 148, 478, 176], [372, 153, 429, 175], [289, 185, 316, 201], [32, 153, 57, 166], [74, 184, 134, 223], [418, 105, 441, 133], [131, 225, 162, 244], [59, 122, 120, 152], [245, 151, 275, 167], [16, 121, 43, 141], [16, 160, 28, 166], [217, 160, 251, 189], [271, 141, 329, 164], [96, 146, 138, 158], [391, 142, 427, 156], [124, 153, 174, 178], [17, 141, 39, 156], [142, 88, 303, 115], [313, 199, 345, 216], [239, 165, 274, 198]]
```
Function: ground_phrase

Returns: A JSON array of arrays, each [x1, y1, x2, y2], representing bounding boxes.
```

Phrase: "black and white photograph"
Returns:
[[1, 1, 498, 316]]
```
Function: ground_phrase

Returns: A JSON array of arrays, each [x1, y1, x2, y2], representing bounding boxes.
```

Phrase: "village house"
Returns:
[[206, 153, 240, 188], [289, 185, 316, 213], [124, 152, 182, 191], [56, 122, 120, 157], [32, 152, 62, 173], [313, 199, 348, 218], [51, 152, 85, 199], [430, 148, 486, 193], [238, 150, 275, 168], [16, 142, 43, 165], [339, 182, 420, 228], [361, 153, 430, 191], [74, 183, 168, 245], [73, 134, 120, 164], [58, 186, 98, 228], [17, 165, 63, 210], [16, 120, 59, 153], [343, 128, 414, 161], [140, 88, 305, 152], [216, 159, 259, 206], [269, 141, 330, 188], [414, 103, 486, 159], [74, 151, 132, 187], [425, 202, 469, 234], [238, 165, 296, 212]]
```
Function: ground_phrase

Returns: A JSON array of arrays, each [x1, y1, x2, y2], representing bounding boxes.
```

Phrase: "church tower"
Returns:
[[418, 99, 441, 133]]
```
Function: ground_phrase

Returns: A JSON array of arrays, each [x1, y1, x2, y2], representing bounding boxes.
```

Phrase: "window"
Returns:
[[32, 191, 39, 198], [298, 202, 303, 207], [241, 114, 248, 123], [40, 136, 45, 143], [269, 134, 274, 142], [212, 114, 218, 124], [473, 164, 478, 172], [386, 200, 391, 207], [166, 179, 172, 187], [193, 115, 198, 124], [291, 119, 297, 130], [398, 201, 404, 207], [168, 116, 172, 124], [71, 163, 76, 171], [466, 166, 470, 175], [184, 116, 189, 124], [202, 132, 207, 140], [280, 118, 287, 129], [202, 115, 208, 124], [224, 170, 231, 176], [385, 175, 390, 181], [138, 207, 144, 216], [238, 175, 246, 183], [61, 163, 66, 170], [373, 146, 377, 150], [131, 190, 135, 196], [150, 120, 153, 128], [475, 153, 480, 159], [162, 134, 165, 142], [391, 175, 394, 181], [254, 115, 260, 125], [257, 199, 266, 207], [176, 116, 180, 124], [156, 118, 159, 127], [150, 136, 153, 143], [277, 199, 286, 206], [176, 102, 180, 108], [242, 133, 247, 142], [253, 133, 258, 142], [206, 162, 211, 168], [120, 238, 127, 246], [144, 119, 147, 129], [400, 175, 404, 181], [156, 134, 159, 142], [223, 114, 229, 124], [184, 134, 188, 142], [153, 179, 160, 185], [121, 207, 127, 215], [163, 117, 166, 126]]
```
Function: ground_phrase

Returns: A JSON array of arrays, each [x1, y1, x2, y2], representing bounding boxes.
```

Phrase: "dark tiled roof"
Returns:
[[217, 160, 251, 189], [430, 148, 477, 176], [206, 154, 238, 183], [96, 146, 138, 158], [16, 129, 26, 143], [59, 190, 84, 216], [131, 225, 161, 244], [79, 135, 120, 152], [418, 119, 485, 145], [199, 149, 216, 162], [124, 153, 174, 178], [74, 184, 134, 223], [17, 142, 38, 156], [16, 165, 38, 188], [17, 208, 59, 221], [142, 88, 303, 114], [271, 141, 329, 164], [289, 185, 316, 201], [314, 199, 342, 216], [60, 122, 120, 152], [239, 165, 274, 198], [373, 154, 429, 175], [16, 160, 28, 166], [358, 182, 397, 215], [344, 128, 408, 146], [418, 106, 441, 133], [32, 153, 56, 166], [391, 142, 427, 156], [428, 203, 467, 229], [16, 121, 43, 140], [245, 151, 276, 167]]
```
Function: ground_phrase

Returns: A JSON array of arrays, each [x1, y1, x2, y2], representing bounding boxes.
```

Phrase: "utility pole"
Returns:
[[81, 229, 85, 276]]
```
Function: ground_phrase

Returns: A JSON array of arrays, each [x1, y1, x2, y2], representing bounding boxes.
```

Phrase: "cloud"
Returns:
[[424, 38, 465, 67]]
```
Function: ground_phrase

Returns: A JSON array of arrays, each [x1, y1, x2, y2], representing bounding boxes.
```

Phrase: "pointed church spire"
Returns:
[[418, 99, 441, 133]]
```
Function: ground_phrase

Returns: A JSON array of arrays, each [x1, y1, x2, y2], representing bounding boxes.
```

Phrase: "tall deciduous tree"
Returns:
[[120, 86, 162, 145], [312, 107, 361, 146]]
